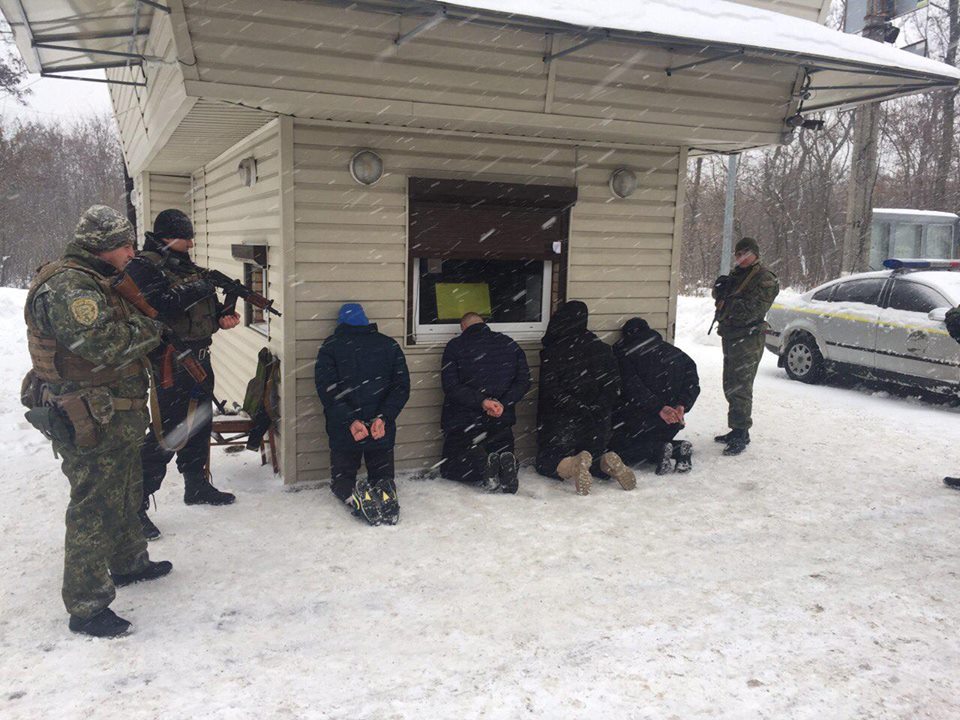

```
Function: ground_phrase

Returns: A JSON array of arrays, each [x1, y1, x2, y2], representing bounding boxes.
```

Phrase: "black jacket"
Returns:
[[612, 318, 700, 439], [536, 301, 620, 447], [125, 234, 218, 324], [314, 323, 411, 451], [440, 323, 531, 434]]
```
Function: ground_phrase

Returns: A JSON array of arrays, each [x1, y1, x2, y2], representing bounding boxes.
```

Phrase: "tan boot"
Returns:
[[600, 451, 636, 491], [557, 451, 592, 496]]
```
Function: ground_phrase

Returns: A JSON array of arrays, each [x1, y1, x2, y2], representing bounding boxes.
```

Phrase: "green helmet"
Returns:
[[74, 205, 135, 253]]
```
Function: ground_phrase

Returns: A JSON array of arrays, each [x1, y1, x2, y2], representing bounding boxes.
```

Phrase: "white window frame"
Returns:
[[411, 259, 553, 344]]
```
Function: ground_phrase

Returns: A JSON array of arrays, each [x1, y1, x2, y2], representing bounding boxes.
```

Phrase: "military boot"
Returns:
[[674, 441, 693, 473], [183, 474, 236, 506], [498, 452, 519, 494], [482, 452, 501, 492], [653, 443, 674, 476], [722, 429, 751, 456], [557, 451, 592, 496], [112, 560, 173, 588], [944, 477, 960, 489], [138, 497, 161, 541], [714, 430, 737, 444], [68, 608, 131, 638], [600, 451, 636, 490]]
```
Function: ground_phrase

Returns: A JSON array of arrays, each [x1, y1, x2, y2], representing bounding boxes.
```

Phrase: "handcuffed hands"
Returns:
[[370, 417, 386, 440], [482, 398, 504, 418], [349, 419, 369, 442]]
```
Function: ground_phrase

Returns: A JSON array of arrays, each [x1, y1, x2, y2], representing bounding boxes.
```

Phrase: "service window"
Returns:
[[887, 280, 950, 314], [891, 223, 922, 257], [408, 178, 576, 344], [830, 278, 885, 306], [924, 224, 954, 259], [243, 262, 269, 337]]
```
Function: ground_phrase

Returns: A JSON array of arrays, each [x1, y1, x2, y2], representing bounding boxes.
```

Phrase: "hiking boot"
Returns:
[[944, 477, 960, 489], [653, 443, 674, 476], [557, 451, 592, 496], [112, 560, 173, 588], [349, 479, 383, 526], [714, 430, 737, 444], [722, 429, 751, 456], [482, 452, 501, 492], [68, 608, 131, 638], [600, 451, 636, 490], [138, 500, 161, 541], [674, 441, 693, 473], [498, 451, 519, 494], [183, 477, 236, 506], [374, 478, 400, 525]]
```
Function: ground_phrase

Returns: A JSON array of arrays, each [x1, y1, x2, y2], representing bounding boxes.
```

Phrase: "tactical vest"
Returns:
[[25, 260, 143, 384], [140, 250, 219, 342]]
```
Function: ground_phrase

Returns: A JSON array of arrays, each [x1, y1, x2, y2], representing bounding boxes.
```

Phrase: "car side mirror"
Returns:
[[929, 308, 948, 323]]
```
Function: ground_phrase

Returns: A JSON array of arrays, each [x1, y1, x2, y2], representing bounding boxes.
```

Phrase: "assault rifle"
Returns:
[[198, 268, 282, 319], [111, 272, 209, 387]]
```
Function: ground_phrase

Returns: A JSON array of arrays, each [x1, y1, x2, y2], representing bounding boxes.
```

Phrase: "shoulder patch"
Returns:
[[70, 297, 100, 326]]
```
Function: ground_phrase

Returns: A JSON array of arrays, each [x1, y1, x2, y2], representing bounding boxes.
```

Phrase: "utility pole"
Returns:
[[841, 1, 890, 274], [720, 153, 740, 275]]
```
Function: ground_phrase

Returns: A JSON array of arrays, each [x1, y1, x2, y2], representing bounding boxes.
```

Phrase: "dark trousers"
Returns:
[[613, 424, 682, 466], [722, 331, 765, 430], [535, 418, 611, 479], [330, 446, 395, 502], [441, 424, 515, 484], [141, 352, 214, 498]]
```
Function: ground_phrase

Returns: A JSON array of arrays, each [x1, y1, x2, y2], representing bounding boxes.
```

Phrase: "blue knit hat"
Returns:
[[337, 303, 369, 326]]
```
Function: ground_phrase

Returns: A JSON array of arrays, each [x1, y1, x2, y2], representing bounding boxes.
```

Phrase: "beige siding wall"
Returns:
[[180, 0, 792, 149], [290, 121, 682, 483], [191, 121, 283, 409], [148, 174, 192, 226], [106, 10, 194, 176]]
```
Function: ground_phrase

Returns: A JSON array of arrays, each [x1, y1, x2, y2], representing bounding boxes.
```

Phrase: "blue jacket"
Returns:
[[314, 323, 410, 451], [440, 323, 531, 435]]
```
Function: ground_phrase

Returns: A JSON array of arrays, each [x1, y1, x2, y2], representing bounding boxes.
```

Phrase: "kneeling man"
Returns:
[[440, 313, 531, 492]]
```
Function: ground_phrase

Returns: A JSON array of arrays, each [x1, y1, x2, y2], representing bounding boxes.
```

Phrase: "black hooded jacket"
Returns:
[[536, 301, 621, 446], [612, 317, 700, 438]]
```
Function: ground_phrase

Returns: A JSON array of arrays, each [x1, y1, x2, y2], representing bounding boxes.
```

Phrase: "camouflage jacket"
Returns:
[[27, 242, 162, 399], [946, 305, 960, 344], [714, 261, 780, 339]]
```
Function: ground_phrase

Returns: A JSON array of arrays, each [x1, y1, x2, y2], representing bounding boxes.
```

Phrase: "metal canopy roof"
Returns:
[[0, 0, 158, 86]]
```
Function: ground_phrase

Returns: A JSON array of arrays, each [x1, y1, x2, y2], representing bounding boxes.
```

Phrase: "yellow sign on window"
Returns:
[[435, 283, 491, 320]]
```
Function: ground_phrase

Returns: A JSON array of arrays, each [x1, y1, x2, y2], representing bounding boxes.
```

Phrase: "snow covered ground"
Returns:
[[1, 287, 959, 720]]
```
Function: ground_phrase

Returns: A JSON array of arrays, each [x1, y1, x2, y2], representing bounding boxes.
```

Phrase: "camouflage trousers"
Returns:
[[54, 408, 151, 619], [721, 331, 766, 431]]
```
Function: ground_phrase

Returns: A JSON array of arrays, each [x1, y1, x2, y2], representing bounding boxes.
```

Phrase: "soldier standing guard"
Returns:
[[22, 206, 173, 638], [711, 237, 780, 456], [125, 209, 240, 541]]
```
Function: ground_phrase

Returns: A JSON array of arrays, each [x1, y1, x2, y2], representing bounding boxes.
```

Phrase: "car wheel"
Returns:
[[784, 333, 825, 384]]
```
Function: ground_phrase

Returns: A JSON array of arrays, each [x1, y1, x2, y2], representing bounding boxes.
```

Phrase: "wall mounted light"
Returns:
[[609, 168, 638, 199], [238, 157, 258, 187], [349, 149, 384, 186]]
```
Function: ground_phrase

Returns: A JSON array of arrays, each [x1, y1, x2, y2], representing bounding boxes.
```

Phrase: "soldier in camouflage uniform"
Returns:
[[944, 305, 960, 489], [711, 237, 779, 456], [23, 206, 173, 638]]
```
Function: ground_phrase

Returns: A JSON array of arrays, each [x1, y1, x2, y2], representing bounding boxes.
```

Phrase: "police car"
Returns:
[[764, 259, 960, 396]]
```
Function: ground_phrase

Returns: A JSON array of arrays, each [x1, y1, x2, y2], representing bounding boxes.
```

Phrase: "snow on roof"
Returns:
[[451, 0, 960, 81], [873, 209, 960, 219]]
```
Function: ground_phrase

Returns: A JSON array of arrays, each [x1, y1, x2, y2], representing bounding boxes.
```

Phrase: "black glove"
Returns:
[[946, 309, 960, 344], [713, 275, 732, 298]]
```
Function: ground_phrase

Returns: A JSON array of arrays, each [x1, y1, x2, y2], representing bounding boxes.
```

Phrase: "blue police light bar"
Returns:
[[883, 258, 960, 270]]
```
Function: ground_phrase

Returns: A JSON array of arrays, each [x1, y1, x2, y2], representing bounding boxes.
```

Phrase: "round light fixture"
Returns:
[[349, 149, 384, 186], [237, 157, 258, 187], [609, 168, 638, 199]]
